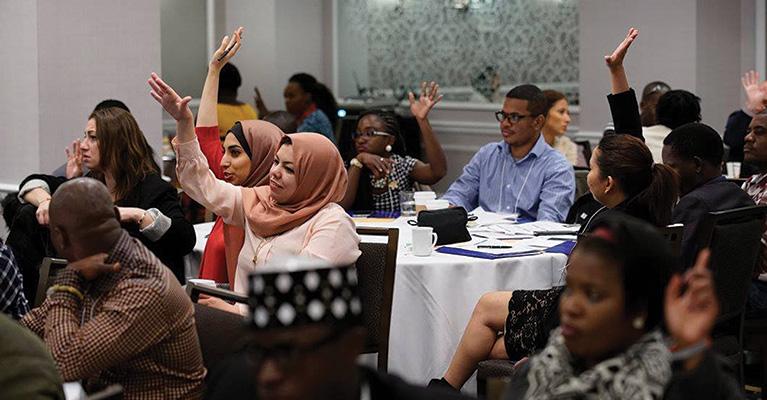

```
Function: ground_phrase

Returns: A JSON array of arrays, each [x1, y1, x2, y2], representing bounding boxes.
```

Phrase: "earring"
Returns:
[[385, 144, 392, 153], [632, 317, 644, 330]]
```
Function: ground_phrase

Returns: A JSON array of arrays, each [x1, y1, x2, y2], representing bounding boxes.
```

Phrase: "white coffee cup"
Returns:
[[425, 199, 450, 210], [412, 226, 438, 257], [414, 191, 437, 213], [726, 162, 741, 179], [188, 278, 216, 287]]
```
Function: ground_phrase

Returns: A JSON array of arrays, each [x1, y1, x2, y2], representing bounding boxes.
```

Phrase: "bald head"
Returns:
[[49, 178, 121, 259]]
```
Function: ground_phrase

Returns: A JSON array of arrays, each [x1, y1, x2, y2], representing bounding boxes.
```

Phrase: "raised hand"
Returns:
[[408, 81, 443, 120], [209, 27, 243, 71], [148, 72, 193, 122], [254, 86, 269, 117], [664, 249, 718, 348], [605, 27, 639, 71], [741, 70, 767, 114], [65, 139, 83, 179]]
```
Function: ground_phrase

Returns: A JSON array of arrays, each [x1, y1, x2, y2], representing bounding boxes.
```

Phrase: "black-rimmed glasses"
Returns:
[[495, 111, 533, 124], [352, 130, 394, 140]]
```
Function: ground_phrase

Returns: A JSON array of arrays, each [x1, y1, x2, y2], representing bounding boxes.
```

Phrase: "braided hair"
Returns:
[[350, 109, 408, 211]]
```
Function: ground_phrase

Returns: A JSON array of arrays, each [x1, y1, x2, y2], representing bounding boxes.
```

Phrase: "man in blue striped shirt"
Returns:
[[442, 85, 575, 222]]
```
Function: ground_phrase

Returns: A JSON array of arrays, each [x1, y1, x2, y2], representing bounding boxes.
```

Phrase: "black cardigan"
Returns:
[[19, 173, 195, 283]]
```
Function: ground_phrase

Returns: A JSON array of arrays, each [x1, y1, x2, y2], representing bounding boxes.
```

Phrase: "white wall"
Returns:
[[221, 0, 328, 114], [0, 1, 40, 186], [579, 0, 756, 136], [0, 0, 163, 186], [578, 0, 698, 135], [161, 0, 208, 99]]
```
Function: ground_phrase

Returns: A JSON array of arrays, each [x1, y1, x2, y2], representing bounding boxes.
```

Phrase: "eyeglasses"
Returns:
[[245, 328, 346, 371], [352, 130, 393, 139], [495, 111, 533, 123]]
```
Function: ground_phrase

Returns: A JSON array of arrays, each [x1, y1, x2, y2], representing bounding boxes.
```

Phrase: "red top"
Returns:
[[195, 126, 228, 283]]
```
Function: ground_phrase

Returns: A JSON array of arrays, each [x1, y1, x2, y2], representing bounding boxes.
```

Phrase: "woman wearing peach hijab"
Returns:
[[149, 73, 361, 314]]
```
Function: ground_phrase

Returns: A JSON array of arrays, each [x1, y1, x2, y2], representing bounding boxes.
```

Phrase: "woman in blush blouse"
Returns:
[[149, 73, 361, 314]]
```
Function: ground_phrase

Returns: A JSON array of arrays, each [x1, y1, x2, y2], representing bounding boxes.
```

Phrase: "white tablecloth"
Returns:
[[188, 213, 569, 394], [355, 213, 568, 394]]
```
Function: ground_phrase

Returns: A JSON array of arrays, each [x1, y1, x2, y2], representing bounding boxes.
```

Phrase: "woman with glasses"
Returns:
[[339, 81, 447, 212]]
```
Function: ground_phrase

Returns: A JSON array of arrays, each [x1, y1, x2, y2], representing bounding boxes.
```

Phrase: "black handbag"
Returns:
[[412, 207, 472, 245]]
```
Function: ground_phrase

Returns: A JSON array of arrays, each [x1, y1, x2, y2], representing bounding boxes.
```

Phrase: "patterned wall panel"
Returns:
[[338, 0, 579, 102]]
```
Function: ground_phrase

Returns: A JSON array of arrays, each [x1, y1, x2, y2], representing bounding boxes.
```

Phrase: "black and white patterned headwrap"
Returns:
[[247, 261, 363, 330]]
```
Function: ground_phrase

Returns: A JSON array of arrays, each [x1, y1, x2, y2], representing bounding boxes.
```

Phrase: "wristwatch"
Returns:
[[350, 158, 363, 169]]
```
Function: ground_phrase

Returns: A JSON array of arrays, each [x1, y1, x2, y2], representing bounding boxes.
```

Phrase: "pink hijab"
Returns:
[[241, 133, 347, 237], [222, 120, 283, 283]]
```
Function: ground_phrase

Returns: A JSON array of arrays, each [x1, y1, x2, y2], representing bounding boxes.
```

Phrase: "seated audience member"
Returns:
[[216, 62, 258, 139], [259, 72, 337, 142], [21, 178, 205, 399], [7, 107, 195, 300], [340, 82, 447, 211], [0, 239, 29, 319], [0, 313, 64, 399], [52, 99, 131, 178], [741, 112, 767, 317], [604, 28, 701, 163], [662, 123, 754, 267], [194, 28, 283, 288], [640, 80, 671, 127], [434, 33, 680, 391], [149, 73, 361, 314], [541, 90, 584, 167], [441, 84, 575, 221], [723, 70, 767, 177], [263, 110, 298, 133], [503, 217, 741, 399], [204, 261, 472, 400]]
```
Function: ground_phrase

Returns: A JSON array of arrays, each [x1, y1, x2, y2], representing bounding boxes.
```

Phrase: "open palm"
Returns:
[[409, 81, 443, 120], [605, 27, 639, 70], [742, 70, 767, 113], [664, 250, 718, 347], [148, 72, 193, 122]]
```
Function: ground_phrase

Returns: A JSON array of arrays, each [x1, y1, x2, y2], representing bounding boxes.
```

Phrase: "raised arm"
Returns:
[[197, 27, 243, 128], [605, 28, 643, 139], [149, 73, 245, 226], [408, 81, 448, 185]]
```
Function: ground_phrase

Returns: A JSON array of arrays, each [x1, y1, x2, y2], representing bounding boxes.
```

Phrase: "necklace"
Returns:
[[252, 239, 270, 264]]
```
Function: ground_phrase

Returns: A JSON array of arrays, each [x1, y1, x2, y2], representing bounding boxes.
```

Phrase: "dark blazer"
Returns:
[[14, 173, 194, 283], [672, 175, 755, 268]]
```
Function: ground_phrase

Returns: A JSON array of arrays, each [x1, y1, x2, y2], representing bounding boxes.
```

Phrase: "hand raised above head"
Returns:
[[741, 70, 767, 114], [604, 27, 639, 70], [148, 73, 193, 122], [210, 27, 244, 71], [408, 81, 443, 120]]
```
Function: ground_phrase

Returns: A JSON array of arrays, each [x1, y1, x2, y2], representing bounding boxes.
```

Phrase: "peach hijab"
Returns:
[[241, 132, 347, 238], [222, 120, 284, 282]]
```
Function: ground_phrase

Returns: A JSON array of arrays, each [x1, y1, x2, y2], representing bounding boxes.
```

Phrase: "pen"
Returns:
[[533, 230, 578, 236], [477, 245, 514, 249]]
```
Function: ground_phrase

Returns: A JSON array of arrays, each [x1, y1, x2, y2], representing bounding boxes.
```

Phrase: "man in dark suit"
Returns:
[[662, 122, 755, 268], [204, 261, 472, 400]]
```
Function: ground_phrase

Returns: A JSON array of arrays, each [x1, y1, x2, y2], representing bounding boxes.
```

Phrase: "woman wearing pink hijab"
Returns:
[[149, 73, 361, 314]]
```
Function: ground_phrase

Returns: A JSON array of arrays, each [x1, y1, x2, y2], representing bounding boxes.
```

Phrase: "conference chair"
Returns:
[[695, 205, 767, 383], [33, 257, 68, 307], [187, 282, 249, 371], [355, 227, 399, 371]]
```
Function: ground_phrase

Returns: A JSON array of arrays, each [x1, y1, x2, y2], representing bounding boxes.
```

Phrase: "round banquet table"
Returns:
[[354, 214, 568, 395], [187, 213, 570, 395]]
